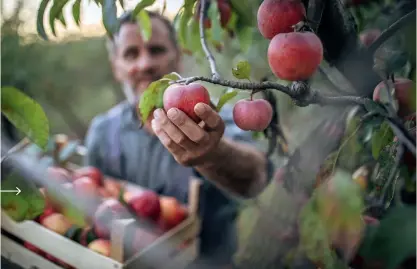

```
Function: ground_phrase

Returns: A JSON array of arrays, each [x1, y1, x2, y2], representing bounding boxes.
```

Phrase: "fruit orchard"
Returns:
[[1, 0, 416, 269]]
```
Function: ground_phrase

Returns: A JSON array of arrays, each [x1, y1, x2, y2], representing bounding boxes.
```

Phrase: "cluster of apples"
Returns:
[[24, 166, 189, 267]]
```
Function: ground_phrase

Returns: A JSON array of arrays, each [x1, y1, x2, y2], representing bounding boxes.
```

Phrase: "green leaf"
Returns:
[[1, 87, 50, 151], [58, 11, 66, 27], [161, 72, 182, 81], [49, 0, 68, 37], [72, 0, 82, 26], [236, 26, 253, 54], [131, 0, 156, 17], [178, 0, 196, 48], [360, 206, 416, 269], [36, 0, 52, 40], [118, 0, 125, 9], [138, 79, 171, 121], [364, 99, 388, 116], [208, 1, 223, 44], [216, 90, 238, 112], [1, 171, 46, 222], [232, 60, 251, 80], [226, 10, 238, 31], [102, 0, 118, 36], [137, 9, 152, 42], [186, 16, 202, 53], [371, 121, 394, 160]]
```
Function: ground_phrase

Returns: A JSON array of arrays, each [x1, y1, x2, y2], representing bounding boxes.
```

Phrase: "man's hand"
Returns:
[[151, 103, 225, 167]]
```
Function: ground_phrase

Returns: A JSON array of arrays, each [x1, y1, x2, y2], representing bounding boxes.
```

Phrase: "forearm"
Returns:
[[194, 137, 270, 198]]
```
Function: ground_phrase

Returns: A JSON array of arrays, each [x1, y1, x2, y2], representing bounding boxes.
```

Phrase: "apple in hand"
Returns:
[[163, 83, 211, 123], [88, 239, 111, 257], [128, 191, 161, 221], [233, 99, 273, 131], [158, 197, 188, 231], [73, 166, 104, 186]]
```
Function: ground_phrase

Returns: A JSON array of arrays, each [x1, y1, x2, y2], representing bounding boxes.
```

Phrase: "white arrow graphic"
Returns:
[[0, 187, 21, 195]]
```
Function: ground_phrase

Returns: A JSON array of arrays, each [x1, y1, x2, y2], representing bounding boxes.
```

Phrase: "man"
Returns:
[[84, 10, 274, 265]]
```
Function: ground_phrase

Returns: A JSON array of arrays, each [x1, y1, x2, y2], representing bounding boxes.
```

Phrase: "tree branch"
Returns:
[[199, 0, 220, 79], [368, 9, 416, 54], [175, 76, 367, 106], [307, 0, 326, 32]]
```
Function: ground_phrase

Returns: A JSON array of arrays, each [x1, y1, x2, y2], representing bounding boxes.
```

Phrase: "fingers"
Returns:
[[153, 109, 196, 149], [166, 108, 208, 144], [152, 120, 185, 156], [194, 103, 224, 131]]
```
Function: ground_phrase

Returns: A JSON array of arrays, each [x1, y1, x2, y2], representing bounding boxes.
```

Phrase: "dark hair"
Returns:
[[107, 10, 179, 55]]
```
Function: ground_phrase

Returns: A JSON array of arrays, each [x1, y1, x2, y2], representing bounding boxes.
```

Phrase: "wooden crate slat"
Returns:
[[1, 234, 63, 269], [1, 211, 123, 269]]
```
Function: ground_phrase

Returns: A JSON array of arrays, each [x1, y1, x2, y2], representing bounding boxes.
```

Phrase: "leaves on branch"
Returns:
[[371, 121, 394, 160], [1, 87, 50, 151], [359, 206, 416, 269], [178, 0, 197, 49], [49, 0, 69, 37], [72, 0, 82, 26], [102, 0, 118, 37], [216, 90, 238, 112], [131, 0, 156, 18], [299, 169, 365, 266], [138, 73, 182, 122], [232, 60, 251, 80], [36, 0, 52, 40], [137, 9, 152, 42], [186, 17, 202, 54], [236, 26, 253, 54], [208, 0, 223, 45]]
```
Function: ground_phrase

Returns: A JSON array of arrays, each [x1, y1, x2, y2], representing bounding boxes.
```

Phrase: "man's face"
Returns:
[[112, 17, 181, 98]]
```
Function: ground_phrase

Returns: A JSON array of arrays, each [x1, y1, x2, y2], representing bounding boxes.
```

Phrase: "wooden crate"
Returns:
[[1, 177, 202, 269]]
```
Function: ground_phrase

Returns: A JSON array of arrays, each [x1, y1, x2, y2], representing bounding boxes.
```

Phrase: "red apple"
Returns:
[[163, 83, 211, 123], [373, 78, 416, 118], [88, 239, 111, 257], [233, 99, 273, 131], [73, 166, 103, 186], [257, 0, 306, 39], [128, 191, 161, 221], [103, 179, 122, 198], [73, 177, 99, 196], [359, 29, 381, 47], [93, 199, 130, 239], [268, 31, 323, 81], [41, 213, 72, 235], [123, 190, 142, 203], [158, 197, 188, 231], [37, 206, 57, 223]]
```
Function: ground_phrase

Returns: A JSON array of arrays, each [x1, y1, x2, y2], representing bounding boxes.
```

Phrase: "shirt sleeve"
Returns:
[[83, 115, 107, 169]]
